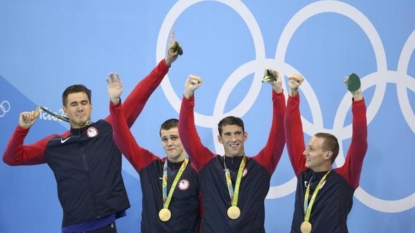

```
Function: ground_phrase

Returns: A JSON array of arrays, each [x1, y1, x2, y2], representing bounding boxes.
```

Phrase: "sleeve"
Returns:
[[2, 126, 55, 165], [285, 94, 307, 176], [105, 59, 169, 127], [178, 95, 215, 172], [335, 98, 368, 189], [252, 91, 286, 174], [110, 101, 159, 172]]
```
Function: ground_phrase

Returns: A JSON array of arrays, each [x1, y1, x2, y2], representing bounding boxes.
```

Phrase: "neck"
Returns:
[[224, 153, 245, 157], [311, 165, 332, 173], [167, 155, 186, 163], [70, 121, 90, 129]]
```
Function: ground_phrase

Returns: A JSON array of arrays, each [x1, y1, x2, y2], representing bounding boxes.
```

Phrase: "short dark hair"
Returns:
[[218, 116, 245, 135], [314, 132, 339, 163], [62, 84, 92, 106], [159, 118, 179, 136]]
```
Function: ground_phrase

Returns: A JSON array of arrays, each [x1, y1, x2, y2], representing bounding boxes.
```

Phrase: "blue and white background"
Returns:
[[1, 0, 414, 232]]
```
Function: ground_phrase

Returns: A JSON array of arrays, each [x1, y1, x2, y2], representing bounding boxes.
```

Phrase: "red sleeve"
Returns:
[[252, 91, 286, 174], [4, 60, 169, 166], [178, 95, 215, 172], [335, 98, 368, 189], [2, 126, 56, 165], [105, 59, 169, 127], [285, 94, 307, 176], [110, 101, 159, 171]]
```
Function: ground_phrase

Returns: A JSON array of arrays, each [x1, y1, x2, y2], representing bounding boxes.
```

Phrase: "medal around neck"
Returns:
[[300, 220, 312, 233], [159, 208, 171, 222], [261, 69, 277, 83], [227, 206, 241, 219], [347, 73, 361, 92]]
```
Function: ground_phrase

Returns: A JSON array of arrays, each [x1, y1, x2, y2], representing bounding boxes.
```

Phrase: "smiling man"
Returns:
[[284, 74, 368, 233], [178, 69, 286, 233]]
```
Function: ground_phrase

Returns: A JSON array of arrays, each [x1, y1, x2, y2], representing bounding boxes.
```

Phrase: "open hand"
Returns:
[[106, 72, 123, 104]]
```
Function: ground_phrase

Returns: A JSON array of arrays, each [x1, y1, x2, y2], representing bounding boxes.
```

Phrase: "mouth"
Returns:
[[229, 143, 239, 148]]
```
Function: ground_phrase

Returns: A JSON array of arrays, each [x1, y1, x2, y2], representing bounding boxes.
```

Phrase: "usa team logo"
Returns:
[[87, 127, 98, 138], [242, 168, 248, 177], [178, 179, 190, 190]]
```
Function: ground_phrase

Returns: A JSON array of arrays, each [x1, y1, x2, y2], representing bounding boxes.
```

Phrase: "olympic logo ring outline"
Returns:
[[156, 0, 415, 213], [0, 100, 11, 117]]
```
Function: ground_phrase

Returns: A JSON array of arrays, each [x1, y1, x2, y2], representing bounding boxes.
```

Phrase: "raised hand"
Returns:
[[165, 30, 183, 66], [264, 68, 283, 94], [106, 72, 123, 105], [19, 107, 40, 129], [344, 76, 363, 101], [184, 74, 203, 99], [288, 73, 304, 97]]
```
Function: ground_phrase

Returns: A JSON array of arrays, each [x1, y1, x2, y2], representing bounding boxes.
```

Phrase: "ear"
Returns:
[[63, 106, 68, 115], [243, 132, 248, 142], [324, 151, 333, 161], [217, 135, 224, 144]]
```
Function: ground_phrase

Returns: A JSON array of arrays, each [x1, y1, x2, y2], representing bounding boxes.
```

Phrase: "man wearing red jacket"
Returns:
[[178, 69, 286, 233], [285, 74, 368, 233], [2, 31, 180, 233], [106, 62, 201, 232]]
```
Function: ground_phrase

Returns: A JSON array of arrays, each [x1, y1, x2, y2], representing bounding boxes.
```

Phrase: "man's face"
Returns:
[[303, 136, 331, 172], [161, 127, 186, 162], [63, 92, 92, 129], [218, 124, 247, 157]]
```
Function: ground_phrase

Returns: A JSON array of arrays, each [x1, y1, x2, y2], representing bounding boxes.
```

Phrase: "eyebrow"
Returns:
[[225, 130, 242, 134], [70, 100, 89, 104]]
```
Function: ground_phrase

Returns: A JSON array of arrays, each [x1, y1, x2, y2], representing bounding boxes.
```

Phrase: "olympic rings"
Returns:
[[0, 100, 11, 118], [157, 0, 415, 212]]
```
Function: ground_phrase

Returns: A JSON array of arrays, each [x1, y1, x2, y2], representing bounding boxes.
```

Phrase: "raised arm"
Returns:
[[253, 68, 286, 174], [336, 77, 367, 188], [105, 30, 181, 127], [107, 74, 158, 171], [178, 75, 215, 171], [284, 74, 307, 176], [3, 107, 57, 165]]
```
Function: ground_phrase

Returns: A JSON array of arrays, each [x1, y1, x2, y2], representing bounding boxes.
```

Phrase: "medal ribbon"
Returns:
[[40, 106, 93, 126], [162, 158, 188, 209], [39, 106, 70, 122], [303, 170, 331, 222], [224, 156, 246, 207]]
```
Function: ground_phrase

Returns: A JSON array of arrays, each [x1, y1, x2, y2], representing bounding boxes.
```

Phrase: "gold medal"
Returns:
[[158, 208, 171, 222], [227, 206, 241, 219], [300, 221, 312, 233]]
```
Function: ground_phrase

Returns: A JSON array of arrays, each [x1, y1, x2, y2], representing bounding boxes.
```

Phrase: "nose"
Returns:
[[230, 133, 239, 141], [303, 149, 308, 157], [166, 138, 174, 146]]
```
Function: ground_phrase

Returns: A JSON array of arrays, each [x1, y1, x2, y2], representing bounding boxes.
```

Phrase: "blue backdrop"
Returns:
[[1, 0, 414, 232]]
